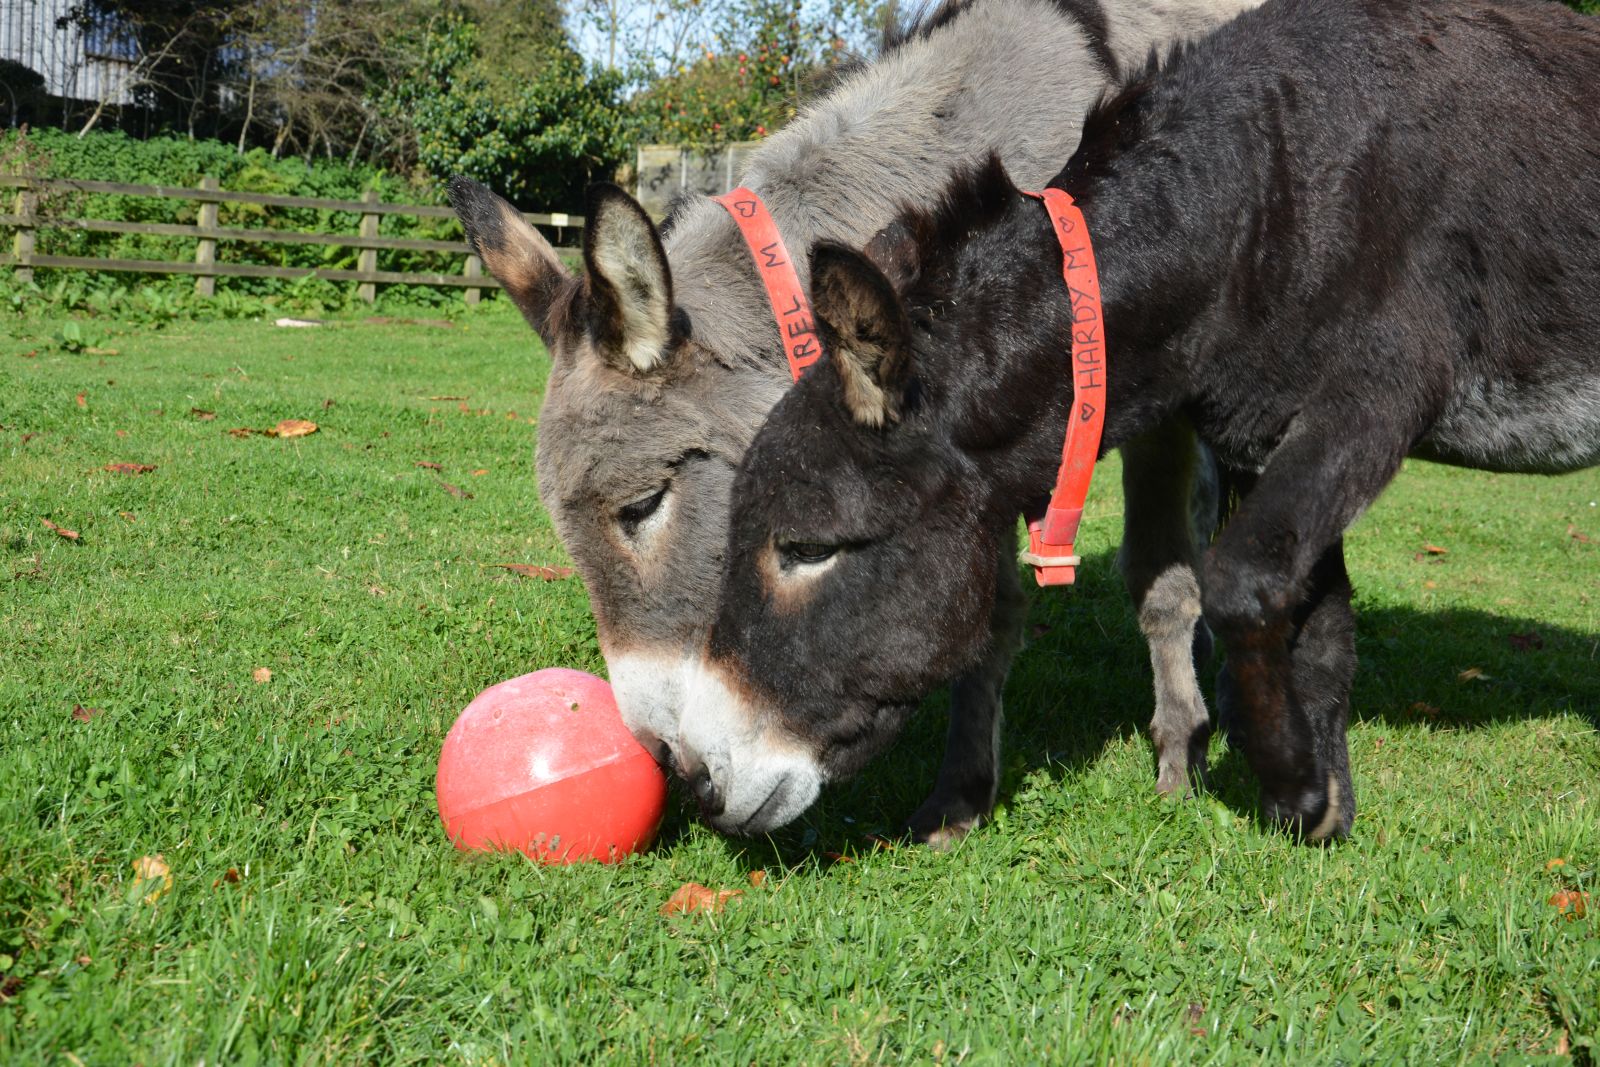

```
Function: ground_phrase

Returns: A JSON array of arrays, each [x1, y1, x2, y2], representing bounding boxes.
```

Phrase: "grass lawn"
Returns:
[[2, 307, 1597, 1064]]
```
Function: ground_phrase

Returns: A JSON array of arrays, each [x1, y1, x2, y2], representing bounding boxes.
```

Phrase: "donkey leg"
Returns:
[[1117, 417, 1215, 795], [1201, 416, 1408, 840], [1286, 540, 1358, 839], [907, 543, 1026, 847]]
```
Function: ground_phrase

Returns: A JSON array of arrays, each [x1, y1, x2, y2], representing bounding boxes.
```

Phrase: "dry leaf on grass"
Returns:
[[75, 392, 86, 408], [1547, 857, 1567, 871], [267, 419, 317, 438], [103, 463, 156, 475], [132, 855, 172, 904], [1569, 525, 1595, 545], [190, 408, 216, 421], [252, 667, 272, 684], [71, 705, 102, 722], [748, 870, 767, 888], [472, 469, 489, 476], [416, 461, 444, 471], [494, 564, 574, 581], [211, 868, 241, 889], [226, 427, 254, 438], [1423, 544, 1448, 555], [660, 883, 743, 916], [41, 518, 80, 541], [1548, 890, 1590, 920], [439, 481, 473, 499]]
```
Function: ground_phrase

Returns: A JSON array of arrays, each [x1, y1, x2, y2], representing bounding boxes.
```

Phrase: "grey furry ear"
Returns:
[[811, 241, 913, 428], [449, 177, 572, 345], [583, 184, 676, 375]]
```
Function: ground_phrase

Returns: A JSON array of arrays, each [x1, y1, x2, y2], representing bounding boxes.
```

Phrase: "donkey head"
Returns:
[[450, 179, 782, 764], [677, 229, 1021, 833]]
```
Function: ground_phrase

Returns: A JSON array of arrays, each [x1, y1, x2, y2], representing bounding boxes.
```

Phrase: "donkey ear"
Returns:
[[811, 241, 913, 428], [583, 183, 677, 375], [863, 219, 923, 292], [449, 177, 572, 346]]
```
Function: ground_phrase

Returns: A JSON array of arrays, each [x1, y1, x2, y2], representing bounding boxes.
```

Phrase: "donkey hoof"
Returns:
[[906, 794, 987, 849], [1262, 775, 1351, 843], [1155, 761, 1189, 797]]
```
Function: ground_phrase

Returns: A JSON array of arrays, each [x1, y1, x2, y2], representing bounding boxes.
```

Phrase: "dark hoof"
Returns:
[[1262, 774, 1352, 843], [906, 791, 988, 850]]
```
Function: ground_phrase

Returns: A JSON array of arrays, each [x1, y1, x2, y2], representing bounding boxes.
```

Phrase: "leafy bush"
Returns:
[[376, 18, 631, 211]]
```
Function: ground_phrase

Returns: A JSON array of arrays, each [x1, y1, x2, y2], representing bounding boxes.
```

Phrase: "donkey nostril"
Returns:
[[689, 765, 724, 818]]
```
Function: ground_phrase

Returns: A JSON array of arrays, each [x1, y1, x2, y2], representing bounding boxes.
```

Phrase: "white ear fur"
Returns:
[[587, 192, 674, 374]]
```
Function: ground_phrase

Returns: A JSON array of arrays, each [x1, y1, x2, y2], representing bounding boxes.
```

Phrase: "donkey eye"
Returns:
[[780, 541, 837, 566], [617, 486, 667, 533]]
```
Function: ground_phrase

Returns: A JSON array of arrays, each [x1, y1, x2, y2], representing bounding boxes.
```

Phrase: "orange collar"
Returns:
[[712, 188, 821, 382], [1017, 187, 1107, 587]]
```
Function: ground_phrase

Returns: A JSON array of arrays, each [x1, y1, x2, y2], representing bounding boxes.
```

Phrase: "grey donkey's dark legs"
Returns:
[[1117, 417, 1218, 795], [906, 541, 1026, 847]]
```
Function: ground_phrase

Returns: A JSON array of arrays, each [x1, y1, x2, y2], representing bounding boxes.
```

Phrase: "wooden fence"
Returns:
[[0, 175, 582, 304]]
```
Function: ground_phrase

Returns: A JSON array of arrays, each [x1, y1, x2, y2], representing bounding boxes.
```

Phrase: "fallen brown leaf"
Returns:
[[75, 392, 86, 408], [41, 518, 80, 541], [1546, 857, 1567, 871], [267, 419, 317, 438], [226, 427, 254, 438], [1548, 889, 1590, 920], [1570, 525, 1595, 545], [1555, 1031, 1570, 1056], [439, 481, 473, 499], [1458, 667, 1489, 682], [471, 469, 489, 477], [115, 429, 127, 438], [748, 870, 767, 888], [103, 463, 156, 475], [415, 461, 444, 471], [132, 855, 172, 904], [1187, 1002, 1205, 1025], [1423, 544, 1448, 555], [494, 564, 574, 581], [119, 511, 136, 522], [212, 867, 241, 889], [252, 667, 272, 684], [1508, 631, 1544, 652], [20, 432, 37, 444], [660, 883, 743, 916], [190, 408, 216, 421], [71, 704, 102, 722]]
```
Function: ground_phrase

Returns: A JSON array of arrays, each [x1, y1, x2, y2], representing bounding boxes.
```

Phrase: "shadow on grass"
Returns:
[[716, 547, 1598, 872]]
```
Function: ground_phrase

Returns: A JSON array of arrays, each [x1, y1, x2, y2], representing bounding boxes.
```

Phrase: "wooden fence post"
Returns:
[[357, 188, 379, 304], [12, 184, 36, 285], [194, 176, 219, 297], [463, 252, 483, 306]]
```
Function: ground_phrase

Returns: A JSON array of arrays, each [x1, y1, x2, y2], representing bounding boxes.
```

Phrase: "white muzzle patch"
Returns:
[[676, 656, 824, 835], [608, 649, 686, 765]]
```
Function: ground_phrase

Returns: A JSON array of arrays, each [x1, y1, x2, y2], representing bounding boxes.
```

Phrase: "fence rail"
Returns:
[[0, 175, 582, 304]]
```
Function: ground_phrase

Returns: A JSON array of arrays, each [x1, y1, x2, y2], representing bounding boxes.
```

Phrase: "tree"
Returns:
[[375, 17, 632, 210]]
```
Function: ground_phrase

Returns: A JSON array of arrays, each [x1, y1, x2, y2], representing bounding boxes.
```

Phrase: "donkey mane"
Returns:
[[883, 0, 1118, 74]]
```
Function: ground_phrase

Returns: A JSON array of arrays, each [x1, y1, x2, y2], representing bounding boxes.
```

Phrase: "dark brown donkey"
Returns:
[[682, 0, 1600, 839], [451, 0, 1260, 842]]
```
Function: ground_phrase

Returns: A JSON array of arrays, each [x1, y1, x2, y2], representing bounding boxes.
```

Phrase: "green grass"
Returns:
[[2, 309, 1597, 1064]]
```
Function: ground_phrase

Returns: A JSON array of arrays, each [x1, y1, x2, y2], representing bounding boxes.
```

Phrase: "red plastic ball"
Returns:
[[436, 669, 667, 864]]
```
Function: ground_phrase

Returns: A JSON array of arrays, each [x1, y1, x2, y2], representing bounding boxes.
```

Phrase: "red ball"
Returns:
[[436, 669, 667, 864]]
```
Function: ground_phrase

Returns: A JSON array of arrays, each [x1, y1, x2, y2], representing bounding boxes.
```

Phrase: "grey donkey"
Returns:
[[450, 0, 1255, 842]]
